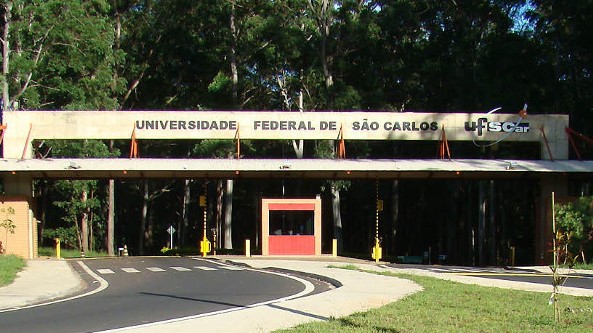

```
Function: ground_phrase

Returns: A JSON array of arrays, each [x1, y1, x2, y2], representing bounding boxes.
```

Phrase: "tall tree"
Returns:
[[529, 0, 593, 130]]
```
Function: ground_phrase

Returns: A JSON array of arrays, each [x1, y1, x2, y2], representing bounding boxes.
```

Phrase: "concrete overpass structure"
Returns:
[[0, 110, 588, 262], [1, 157, 593, 180]]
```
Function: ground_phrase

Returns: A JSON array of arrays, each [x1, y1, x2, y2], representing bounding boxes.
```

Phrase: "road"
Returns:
[[0, 257, 329, 333], [387, 264, 593, 290]]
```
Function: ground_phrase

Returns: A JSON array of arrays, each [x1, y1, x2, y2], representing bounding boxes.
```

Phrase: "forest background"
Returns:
[[1, 1, 592, 262]]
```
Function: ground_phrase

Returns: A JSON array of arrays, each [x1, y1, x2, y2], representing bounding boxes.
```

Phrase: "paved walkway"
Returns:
[[0, 259, 83, 311], [1, 256, 592, 332]]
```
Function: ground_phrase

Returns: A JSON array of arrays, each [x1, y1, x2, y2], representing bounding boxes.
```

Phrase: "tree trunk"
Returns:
[[216, 180, 224, 248], [291, 91, 305, 158], [89, 190, 95, 252], [37, 182, 48, 245], [180, 179, 191, 247], [138, 180, 148, 255], [81, 190, 89, 254], [106, 135, 116, 256], [107, 179, 115, 256], [478, 181, 486, 266], [331, 184, 343, 252], [1, 1, 12, 110], [146, 204, 155, 250], [390, 180, 399, 255], [224, 179, 234, 249], [230, 0, 238, 107], [488, 180, 496, 265]]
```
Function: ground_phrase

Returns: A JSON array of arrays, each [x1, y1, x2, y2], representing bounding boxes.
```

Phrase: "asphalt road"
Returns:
[[0, 257, 328, 333], [464, 271, 593, 289]]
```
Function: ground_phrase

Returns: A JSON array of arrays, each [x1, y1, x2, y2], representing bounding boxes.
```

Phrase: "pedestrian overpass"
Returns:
[[0, 110, 587, 263]]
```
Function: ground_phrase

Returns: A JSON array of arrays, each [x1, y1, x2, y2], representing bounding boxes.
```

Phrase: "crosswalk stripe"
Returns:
[[194, 266, 217, 271], [147, 267, 166, 272], [121, 268, 140, 273], [170, 266, 192, 272], [97, 269, 115, 274], [220, 266, 244, 271]]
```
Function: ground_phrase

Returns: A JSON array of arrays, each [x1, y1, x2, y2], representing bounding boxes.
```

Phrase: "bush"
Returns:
[[43, 227, 78, 249], [555, 197, 593, 265]]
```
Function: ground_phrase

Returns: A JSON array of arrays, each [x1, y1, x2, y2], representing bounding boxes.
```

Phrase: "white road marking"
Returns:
[[97, 269, 115, 275], [170, 266, 191, 272], [0, 261, 110, 313], [94, 265, 315, 333], [147, 267, 166, 272], [220, 266, 244, 271], [121, 268, 140, 273], [194, 266, 217, 271]]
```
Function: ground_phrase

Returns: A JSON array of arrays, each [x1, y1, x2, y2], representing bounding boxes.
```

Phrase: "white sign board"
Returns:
[[2, 110, 569, 159]]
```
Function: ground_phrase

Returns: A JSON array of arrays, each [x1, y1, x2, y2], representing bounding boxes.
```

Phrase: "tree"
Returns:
[[1, 0, 119, 111], [529, 0, 593, 131], [555, 197, 593, 264], [193, 139, 254, 250], [45, 139, 114, 253]]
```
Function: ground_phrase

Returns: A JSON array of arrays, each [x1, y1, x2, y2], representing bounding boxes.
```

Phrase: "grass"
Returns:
[[0, 255, 26, 287], [38, 246, 110, 258], [276, 266, 593, 333], [569, 263, 593, 270]]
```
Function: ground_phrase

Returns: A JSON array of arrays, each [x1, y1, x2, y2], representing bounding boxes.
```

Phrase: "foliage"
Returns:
[[4, 0, 593, 258], [0, 255, 25, 287], [37, 246, 108, 258], [5, 0, 121, 110], [43, 227, 79, 249], [159, 246, 200, 256], [555, 197, 593, 264]]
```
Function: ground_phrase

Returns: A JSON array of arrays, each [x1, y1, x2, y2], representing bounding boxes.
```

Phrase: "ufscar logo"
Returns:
[[464, 117, 529, 136]]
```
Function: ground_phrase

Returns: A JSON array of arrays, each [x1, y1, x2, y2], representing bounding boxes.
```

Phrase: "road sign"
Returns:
[[167, 225, 176, 249], [167, 226, 176, 235]]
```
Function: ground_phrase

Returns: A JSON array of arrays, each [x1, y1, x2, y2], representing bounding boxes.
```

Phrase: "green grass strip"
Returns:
[[38, 247, 110, 258], [0, 255, 26, 287], [277, 265, 593, 333]]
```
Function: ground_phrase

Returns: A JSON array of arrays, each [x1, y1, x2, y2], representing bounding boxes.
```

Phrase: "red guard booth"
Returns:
[[261, 198, 322, 256]]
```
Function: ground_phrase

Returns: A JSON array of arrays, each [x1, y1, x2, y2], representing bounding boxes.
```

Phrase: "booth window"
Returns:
[[269, 210, 314, 235]]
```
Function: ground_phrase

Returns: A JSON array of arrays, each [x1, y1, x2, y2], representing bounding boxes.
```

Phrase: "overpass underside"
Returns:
[[2, 157, 590, 266], [2, 158, 593, 180]]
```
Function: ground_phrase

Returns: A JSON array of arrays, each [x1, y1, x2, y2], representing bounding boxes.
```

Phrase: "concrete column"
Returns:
[[539, 115, 569, 161], [1, 175, 36, 259]]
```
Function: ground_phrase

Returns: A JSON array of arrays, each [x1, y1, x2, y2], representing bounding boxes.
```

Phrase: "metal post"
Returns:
[[552, 191, 556, 267], [55, 238, 61, 259], [332, 239, 338, 257], [200, 183, 210, 257], [372, 178, 382, 263], [245, 239, 251, 257]]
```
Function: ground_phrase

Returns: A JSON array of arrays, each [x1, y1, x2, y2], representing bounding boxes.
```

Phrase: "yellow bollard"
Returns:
[[371, 238, 382, 263], [332, 239, 338, 257], [200, 237, 211, 257], [245, 239, 251, 257], [54, 238, 61, 259]]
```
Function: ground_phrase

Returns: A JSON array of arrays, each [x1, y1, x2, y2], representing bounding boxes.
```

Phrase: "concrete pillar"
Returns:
[[1, 175, 36, 259]]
